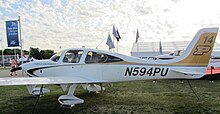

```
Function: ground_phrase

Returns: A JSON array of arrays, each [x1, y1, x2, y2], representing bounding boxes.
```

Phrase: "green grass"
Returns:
[[0, 67, 10, 70], [0, 80, 220, 114]]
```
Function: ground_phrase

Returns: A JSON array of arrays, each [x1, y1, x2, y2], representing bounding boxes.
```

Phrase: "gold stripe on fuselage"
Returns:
[[106, 32, 217, 67]]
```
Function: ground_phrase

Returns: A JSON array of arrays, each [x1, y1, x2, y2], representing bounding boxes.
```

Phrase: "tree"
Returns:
[[2, 49, 29, 55], [3, 49, 14, 55], [14, 49, 29, 55], [2, 48, 55, 60], [29, 48, 42, 60], [40, 49, 55, 59], [23, 50, 29, 55]]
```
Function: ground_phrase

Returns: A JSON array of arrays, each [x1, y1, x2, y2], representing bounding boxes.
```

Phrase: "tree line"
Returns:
[[0, 48, 55, 59]]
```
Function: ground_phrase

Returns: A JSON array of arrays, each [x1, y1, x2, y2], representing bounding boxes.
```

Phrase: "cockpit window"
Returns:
[[50, 51, 62, 62], [63, 50, 83, 63], [85, 51, 123, 64]]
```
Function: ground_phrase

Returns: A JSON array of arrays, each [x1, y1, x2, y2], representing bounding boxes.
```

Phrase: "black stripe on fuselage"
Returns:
[[27, 64, 80, 77]]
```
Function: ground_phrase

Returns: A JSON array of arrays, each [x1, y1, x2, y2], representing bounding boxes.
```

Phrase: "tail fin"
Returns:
[[170, 28, 219, 66]]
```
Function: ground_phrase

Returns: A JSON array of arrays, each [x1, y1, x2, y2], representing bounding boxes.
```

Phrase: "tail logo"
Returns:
[[193, 45, 211, 55]]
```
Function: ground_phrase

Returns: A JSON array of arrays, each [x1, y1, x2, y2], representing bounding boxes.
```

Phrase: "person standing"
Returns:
[[10, 57, 18, 76]]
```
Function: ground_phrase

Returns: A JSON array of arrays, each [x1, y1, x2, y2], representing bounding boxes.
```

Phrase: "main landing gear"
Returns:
[[58, 84, 84, 108], [28, 83, 106, 108], [58, 83, 105, 108]]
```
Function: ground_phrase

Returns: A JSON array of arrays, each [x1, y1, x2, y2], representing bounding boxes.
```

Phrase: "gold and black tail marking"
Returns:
[[171, 30, 218, 66]]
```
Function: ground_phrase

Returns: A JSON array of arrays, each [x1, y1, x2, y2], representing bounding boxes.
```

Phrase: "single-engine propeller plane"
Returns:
[[0, 28, 218, 107]]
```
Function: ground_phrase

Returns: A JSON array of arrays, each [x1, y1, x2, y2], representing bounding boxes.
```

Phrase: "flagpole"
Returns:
[[117, 42, 118, 53], [159, 38, 163, 55], [112, 25, 115, 52], [112, 35, 115, 52], [136, 28, 139, 54], [18, 16, 24, 77], [1, 37, 4, 68], [18, 16, 23, 65], [14, 48, 16, 60]]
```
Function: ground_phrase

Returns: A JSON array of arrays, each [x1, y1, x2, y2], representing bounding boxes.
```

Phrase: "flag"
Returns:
[[115, 30, 121, 42], [112, 25, 117, 37], [106, 34, 115, 49], [159, 40, 163, 55], [112, 25, 121, 42], [135, 29, 139, 43], [6, 20, 19, 47]]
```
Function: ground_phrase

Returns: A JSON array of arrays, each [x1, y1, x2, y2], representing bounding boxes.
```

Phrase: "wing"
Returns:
[[0, 76, 107, 86]]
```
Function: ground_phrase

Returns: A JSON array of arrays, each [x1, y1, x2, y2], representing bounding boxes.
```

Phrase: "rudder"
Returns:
[[170, 28, 219, 66]]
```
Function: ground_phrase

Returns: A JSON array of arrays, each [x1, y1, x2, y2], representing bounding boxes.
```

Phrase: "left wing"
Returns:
[[0, 76, 107, 86]]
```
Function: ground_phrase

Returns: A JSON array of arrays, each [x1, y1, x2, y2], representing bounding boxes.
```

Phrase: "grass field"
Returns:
[[0, 67, 10, 70], [0, 80, 220, 114]]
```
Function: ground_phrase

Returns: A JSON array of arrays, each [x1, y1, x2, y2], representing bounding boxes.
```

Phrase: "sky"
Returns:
[[0, 0, 220, 55]]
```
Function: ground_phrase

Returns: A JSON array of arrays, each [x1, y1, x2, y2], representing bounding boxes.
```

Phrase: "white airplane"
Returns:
[[0, 28, 218, 108]]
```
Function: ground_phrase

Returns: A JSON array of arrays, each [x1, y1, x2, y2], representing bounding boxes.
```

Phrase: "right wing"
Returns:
[[0, 76, 107, 86]]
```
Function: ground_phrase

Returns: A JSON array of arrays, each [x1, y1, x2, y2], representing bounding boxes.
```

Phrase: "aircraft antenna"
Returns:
[[96, 38, 106, 49], [32, 85, 44, 113], [187, 80, 200, 101]]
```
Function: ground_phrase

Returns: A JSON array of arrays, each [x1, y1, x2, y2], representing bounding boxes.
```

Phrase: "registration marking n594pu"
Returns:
[[125, 67, 169, 77]]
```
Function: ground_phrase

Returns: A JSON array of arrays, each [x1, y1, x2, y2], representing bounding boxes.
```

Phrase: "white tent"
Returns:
[[131, 41, 220, 59]]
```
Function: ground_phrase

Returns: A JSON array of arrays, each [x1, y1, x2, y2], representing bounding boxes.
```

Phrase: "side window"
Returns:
[[85, 52, 106, 63], [104, 55, 123, 63], [85, 51, 123, 64], [63, 50, 83, 63]]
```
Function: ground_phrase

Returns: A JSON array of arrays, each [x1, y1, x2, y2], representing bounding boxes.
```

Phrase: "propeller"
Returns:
[[10, 67, 22, 72]]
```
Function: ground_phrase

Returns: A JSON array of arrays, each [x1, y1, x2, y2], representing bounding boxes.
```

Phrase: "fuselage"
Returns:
[[20, 48, 205, 83]]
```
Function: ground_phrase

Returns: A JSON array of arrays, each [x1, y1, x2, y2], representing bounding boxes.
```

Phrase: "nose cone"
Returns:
[[20, 61, 34, 72]]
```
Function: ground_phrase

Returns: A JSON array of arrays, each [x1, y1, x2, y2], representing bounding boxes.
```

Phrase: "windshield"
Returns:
[[50, 51, 62, 62], [85, 51, 123, 64]]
